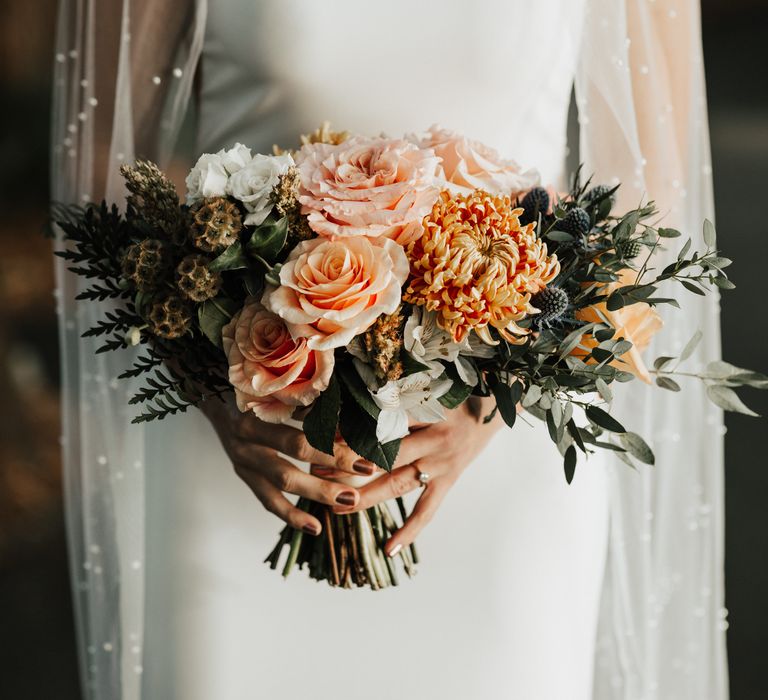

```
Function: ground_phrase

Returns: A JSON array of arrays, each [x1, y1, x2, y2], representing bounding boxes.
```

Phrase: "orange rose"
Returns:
[[418, 124, 539, 196], [575, 272, 663, 383], [262, 235, 409, 350], [222, 298, 335, 423], [295, 136, 440, 244]]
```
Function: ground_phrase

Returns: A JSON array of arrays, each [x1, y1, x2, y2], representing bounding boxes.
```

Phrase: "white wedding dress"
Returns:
[[52, 1, 727, 699], [142, 3, 609, 699]]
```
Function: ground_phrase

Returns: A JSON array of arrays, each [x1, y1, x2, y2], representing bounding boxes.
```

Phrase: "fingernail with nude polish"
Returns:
[[335, 490, 356, 506], [353, 460, 375, 475], [388, 543, 403, 558], [303, 523, 321, 536]]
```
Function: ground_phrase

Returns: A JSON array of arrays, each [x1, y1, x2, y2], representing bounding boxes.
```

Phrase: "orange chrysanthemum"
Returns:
[[404, 189, 560, 344]]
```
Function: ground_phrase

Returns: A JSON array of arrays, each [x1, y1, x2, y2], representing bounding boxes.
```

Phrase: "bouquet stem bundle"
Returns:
[[266, 497, 417, 589]]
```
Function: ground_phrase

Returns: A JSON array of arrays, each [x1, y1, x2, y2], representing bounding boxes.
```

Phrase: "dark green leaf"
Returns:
[[490, 379, 523, 429], [658, 227, 682, 238], [546, 230, 575, 243], [563, 445, 577, 484], [655, 376, 681, 392], [338, 384, 400, 471], [606, 292, 626, 311], [682, 280, 706, 296], [246, 216, 289, 261], [209, 241, 248, 272], [586, 405, 626, 433], [653, 356, 675, 370], [337, 364, 379, 419], [438, 372, 473, 409], [198, 297, 239, 348], [303, 374, 341, 456], [567, 420, 587, 453]]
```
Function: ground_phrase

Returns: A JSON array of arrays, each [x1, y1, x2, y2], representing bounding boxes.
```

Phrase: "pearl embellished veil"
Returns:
[[51, 1, 727, 698]]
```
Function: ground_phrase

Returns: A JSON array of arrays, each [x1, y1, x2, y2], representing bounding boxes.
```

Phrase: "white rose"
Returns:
[[217, 142, 252, 174], [227, 153, 294, 226], [185, 153, 229, 204]]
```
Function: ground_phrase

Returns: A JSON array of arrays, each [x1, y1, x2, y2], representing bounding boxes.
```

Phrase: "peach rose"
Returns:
[[417, 124, 539, 196], [262, 235, 409, 350], [222, 298, 334, 423], [295, 136, 440, 244]]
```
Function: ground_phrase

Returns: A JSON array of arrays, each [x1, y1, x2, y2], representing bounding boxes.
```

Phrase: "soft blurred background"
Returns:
[[0, 1, 766, 697]]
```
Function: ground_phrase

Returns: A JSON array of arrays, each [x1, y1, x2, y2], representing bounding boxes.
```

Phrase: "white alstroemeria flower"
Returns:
[[346, 337, 379, 390], [185, 152, 229, 204], [371, 371, 452, 443], [217, 142, 253, 175], [227, 153, 294, 226], [404, 307, 492, 386]]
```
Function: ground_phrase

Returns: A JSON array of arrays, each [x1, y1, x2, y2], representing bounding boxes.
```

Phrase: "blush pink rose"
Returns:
[[417, 124, 539, 195], [295, 136, 440, 244], [262, 235, 409, 350], [222, 298, 334, 423]]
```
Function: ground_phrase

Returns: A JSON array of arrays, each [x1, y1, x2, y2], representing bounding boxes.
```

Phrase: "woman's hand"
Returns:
[[201, 397, 375, 536], [316, 396, 503, 556]]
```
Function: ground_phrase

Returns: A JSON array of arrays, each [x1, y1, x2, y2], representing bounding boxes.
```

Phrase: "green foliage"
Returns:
[[303, 375, 341, 456]]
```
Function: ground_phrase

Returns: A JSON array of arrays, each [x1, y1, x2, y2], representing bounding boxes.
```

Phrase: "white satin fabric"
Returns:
[[51, 1, 726, 699]]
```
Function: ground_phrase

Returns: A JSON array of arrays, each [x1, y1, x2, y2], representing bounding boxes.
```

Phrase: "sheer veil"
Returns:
[[51, 1, 206, 696], [51, 1, 726, 698]]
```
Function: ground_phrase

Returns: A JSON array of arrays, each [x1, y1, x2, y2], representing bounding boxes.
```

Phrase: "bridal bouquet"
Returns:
[[54, 123, 766, 590]]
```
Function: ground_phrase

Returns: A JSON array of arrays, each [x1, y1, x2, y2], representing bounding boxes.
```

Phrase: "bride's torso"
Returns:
[[199, 0, 586, 183], [141, 5, 609, 698]]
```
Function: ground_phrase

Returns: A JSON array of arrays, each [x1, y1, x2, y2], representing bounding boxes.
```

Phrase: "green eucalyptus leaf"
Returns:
[[596, 377, 613, 402], [563, 445, 577, 484], [658, 227, 682, 238], [677, 238, 692, 261], [713, 275, 736, 290], [655, 376, 681, 392], [654, 356, 676, 370], [547, 230, 575, 243], [703, 219, 716, 248], [522, 385, 542, 408], [707, 256, 733, 269], [586, 405, 626, 433], [682, 280, 706, 296], [678, 329, 703, 363], [606, 292, 626, 311], [490, 379, 523, 429], [706, 385, 759, 417], [620, 432, 655, 465]]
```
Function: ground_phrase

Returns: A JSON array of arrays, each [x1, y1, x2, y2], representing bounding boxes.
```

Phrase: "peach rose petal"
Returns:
[[222, 298, 335, 423], [263, 236, 409, 350]]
